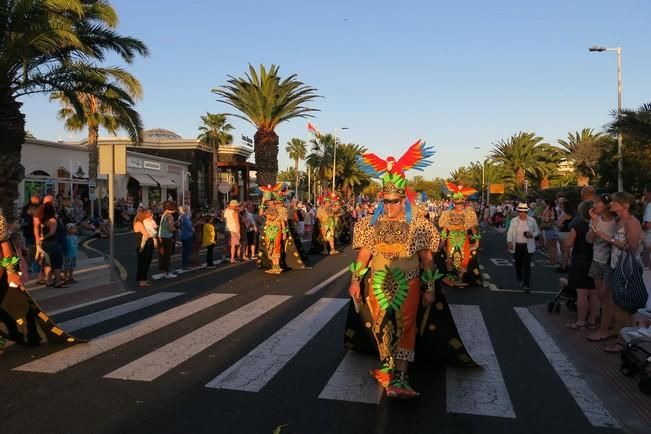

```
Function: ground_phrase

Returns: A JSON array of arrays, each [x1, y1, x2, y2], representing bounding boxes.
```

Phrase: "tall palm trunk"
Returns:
[[212, 142, 219, 206], [254, 129, 279, 185], [87, 126, 99, 180], [294, 158, 300, 199], [0, 88, 26, 221]]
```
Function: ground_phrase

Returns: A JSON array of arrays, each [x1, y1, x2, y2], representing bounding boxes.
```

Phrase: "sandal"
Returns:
[[565, 322, 587, 330], [604, 342, 626, 353], [35, 280, 48, 286], [586, 333, 616, 342], [52, 282, 70, 288]]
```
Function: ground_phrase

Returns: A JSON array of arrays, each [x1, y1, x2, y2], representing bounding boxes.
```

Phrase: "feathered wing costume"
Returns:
[[346, 140, 477, 400]]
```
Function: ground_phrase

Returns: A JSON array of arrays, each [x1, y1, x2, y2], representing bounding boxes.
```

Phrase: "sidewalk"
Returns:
[[25, 253, 130, 316], [530, 303, 651, 433]]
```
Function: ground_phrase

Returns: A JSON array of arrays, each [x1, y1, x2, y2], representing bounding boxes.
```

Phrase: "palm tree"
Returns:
[[285, 138, 307, 198], [490, 132, 555, 188], [336, 143, 368, 199], [212, 64, 320, 185], [0, 0, 148, 217], [197, 113, 234, 206], [557, 128, 606, 180], [306, 133, 336, 189], [50, 69, 144, 215], [608, 102, 651, 144]]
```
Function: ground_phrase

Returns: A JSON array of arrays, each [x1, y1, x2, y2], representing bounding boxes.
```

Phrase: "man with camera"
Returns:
[[506, 203, 540, 292]]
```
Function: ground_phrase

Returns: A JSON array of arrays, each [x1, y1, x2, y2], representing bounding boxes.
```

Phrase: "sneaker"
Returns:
[[522, 285, 530, 293], [165, 273, 178, 279], [213, 259, 224, 265]]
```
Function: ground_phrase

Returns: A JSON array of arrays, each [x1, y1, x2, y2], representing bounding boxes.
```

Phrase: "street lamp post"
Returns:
[[589, 45, 623, 191], [332, 127, 349, 192]]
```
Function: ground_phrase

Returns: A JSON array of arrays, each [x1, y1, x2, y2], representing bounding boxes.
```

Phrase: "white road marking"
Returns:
[[13, 293, 235, 374], [479, 264, 485, 271], [58, 292, 183, 332], [447, 304, 516, 418], [318, 351, 384, 404], [104, 295, 291, 382], [206, 297, 349, 392], [481, 272, 491, 281], [305, 268, 348, 295], [514, 307, 620, 428], [47, 291, 136, 316]]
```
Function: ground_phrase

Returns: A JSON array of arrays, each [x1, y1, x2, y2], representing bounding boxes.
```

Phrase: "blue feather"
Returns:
[[371, 201, 384, 225], [405, 199, 412, 223]]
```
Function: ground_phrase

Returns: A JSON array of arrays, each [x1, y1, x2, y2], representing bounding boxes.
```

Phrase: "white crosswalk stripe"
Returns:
[[205, 297, 349, 391], [514, 307, 620, 428], [447, 305, 516, 418], [104, 295, 291, 382], [13, 293, 236, 374], [9, 285, 621, 426], [318, 351, 384, 404], [59, 292, 183, 332]]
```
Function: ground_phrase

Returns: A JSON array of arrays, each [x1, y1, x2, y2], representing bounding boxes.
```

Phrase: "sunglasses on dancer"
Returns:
[[383, 198, 402, 205]]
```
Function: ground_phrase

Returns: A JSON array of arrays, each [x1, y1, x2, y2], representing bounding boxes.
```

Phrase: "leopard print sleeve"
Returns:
[[0, 214, 8, 243], [465, 207, 479, 229], [410, 217, 440, 254], [352, 216, 374, 252], [438, 210, 450, 229]]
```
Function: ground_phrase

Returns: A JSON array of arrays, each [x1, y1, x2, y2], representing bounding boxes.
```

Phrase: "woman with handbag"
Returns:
[[592, 192, 645, 353]]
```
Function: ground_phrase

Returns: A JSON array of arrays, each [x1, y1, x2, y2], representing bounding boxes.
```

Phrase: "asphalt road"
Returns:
[[0, 229, 636, 434]]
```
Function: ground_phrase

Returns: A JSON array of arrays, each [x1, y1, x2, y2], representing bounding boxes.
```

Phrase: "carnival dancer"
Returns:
[[316, 195, 338, 255], [438, 182, 481, 287], [348, 140, 476, 399], [283, 200, 310, 269], [256, 184, 284, 273]]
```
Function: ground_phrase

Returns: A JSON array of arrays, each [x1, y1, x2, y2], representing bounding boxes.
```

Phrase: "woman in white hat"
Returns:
[[506, 203, 540, 292]]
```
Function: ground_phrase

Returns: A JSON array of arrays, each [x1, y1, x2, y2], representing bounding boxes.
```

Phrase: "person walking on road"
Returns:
[[134, 209, 156, 287], [158, 201, 178, 279], [40, 203, 68, 288], [506, 203, 540, 292]]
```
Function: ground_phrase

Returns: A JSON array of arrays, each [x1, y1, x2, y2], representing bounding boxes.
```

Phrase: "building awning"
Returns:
[[149, 175, 177, 188], [129, 173, 158, 187]]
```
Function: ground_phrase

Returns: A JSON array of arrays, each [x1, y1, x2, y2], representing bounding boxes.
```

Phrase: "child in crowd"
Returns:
[[63, 223, 78, 284], [203, 215, 217, 267]]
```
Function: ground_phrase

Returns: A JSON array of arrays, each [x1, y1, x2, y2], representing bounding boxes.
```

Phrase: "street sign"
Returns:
[[89, 181, 96, 200], [489, 184, 505, 194], [218, 181, 231, 194], [99, 144, 127, 175]]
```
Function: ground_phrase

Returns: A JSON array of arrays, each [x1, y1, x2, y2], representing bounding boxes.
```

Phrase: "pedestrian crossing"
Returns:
[[7, 290, 620, 428]]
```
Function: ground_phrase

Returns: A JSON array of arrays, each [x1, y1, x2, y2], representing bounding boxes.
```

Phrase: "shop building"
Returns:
[[19, 138, 189, 209], [94, 128, 255, 209]]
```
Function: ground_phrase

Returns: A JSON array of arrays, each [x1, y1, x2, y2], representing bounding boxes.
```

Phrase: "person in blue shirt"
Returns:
[[178, 206, 194, 270], [63, 223, 79, 284]]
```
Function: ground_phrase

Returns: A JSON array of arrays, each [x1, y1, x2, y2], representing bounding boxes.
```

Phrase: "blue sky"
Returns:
[[20, 0, 651, 179]]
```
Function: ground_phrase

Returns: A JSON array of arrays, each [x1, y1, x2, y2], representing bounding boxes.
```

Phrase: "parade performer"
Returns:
[[438, 182, 481, 287], [316, 194, 338, 255], [276, 194, 309, 270], [347, 141, 476, 399], [256, 184, 284, 273]]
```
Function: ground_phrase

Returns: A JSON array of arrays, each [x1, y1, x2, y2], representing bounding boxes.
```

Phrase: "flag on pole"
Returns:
[[307, 122, 321, 138]]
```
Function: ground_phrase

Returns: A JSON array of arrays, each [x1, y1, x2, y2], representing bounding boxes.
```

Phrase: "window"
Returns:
[[196, 167, 206, 206]]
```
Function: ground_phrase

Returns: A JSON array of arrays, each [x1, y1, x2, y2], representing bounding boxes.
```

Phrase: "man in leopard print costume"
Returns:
[[347, 141, 477, 399]]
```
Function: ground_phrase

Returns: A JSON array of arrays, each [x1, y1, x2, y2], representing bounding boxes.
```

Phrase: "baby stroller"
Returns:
[[547, 277, 577, 314], [619, 325, 651, 395]]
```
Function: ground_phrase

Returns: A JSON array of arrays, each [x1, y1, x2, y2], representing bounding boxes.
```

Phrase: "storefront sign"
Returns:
[[127, 157, 143, 169], [143, 161, 161, 171], [167, 164, 183, 173]]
